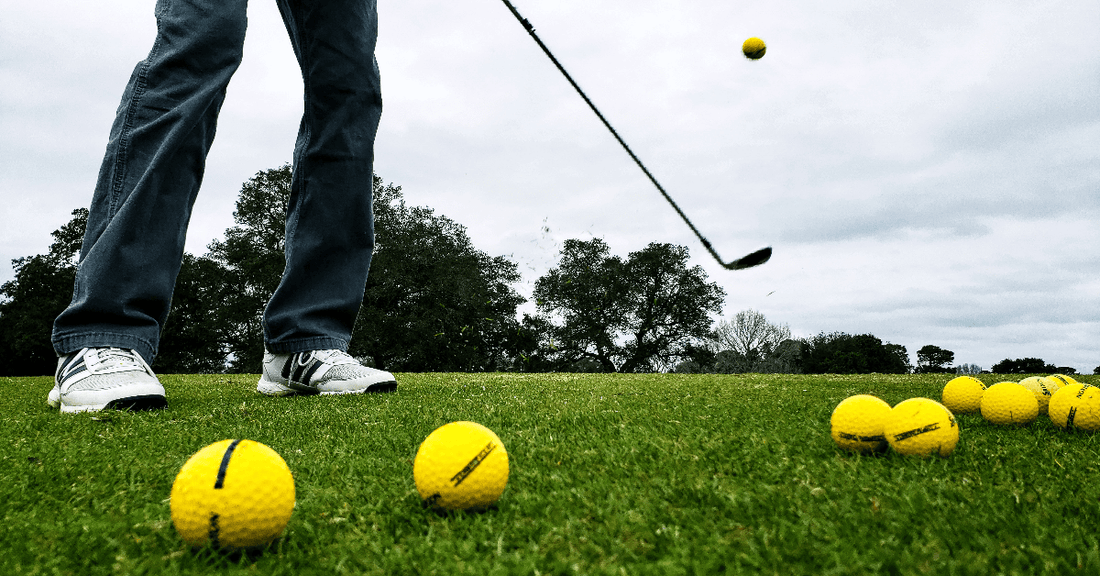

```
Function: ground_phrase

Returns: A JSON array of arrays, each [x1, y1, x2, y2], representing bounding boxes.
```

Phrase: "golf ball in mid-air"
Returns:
[[830, 394, 892, 453], [170, 439, 296, 549], [742, 37, 766, 60], [414, 421, 509, 511], [884, 398, 959, 457]]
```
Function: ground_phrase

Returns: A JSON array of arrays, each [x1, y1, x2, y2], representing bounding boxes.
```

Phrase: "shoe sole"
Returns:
[[59, 394, 168, 414], [256, 378, 397, 397]]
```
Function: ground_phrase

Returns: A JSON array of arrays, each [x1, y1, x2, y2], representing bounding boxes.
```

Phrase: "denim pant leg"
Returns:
[[52, 0, 248, 363], [262, 0, 383, 354]]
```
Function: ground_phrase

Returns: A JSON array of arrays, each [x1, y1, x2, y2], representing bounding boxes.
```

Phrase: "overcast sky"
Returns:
[[3, 0, 1098, 373]]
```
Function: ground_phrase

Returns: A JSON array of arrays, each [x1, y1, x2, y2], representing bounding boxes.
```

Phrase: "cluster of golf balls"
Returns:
[[169, 421, 508, 550], [830, 394, 958, 457], [830, 374, 1095, 458], [943, 373, 1098, 430]]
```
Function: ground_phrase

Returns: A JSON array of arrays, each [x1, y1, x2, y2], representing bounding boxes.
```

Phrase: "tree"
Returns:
[[955, 363, 982, 375], [0, 209, 87, 376], [533, 238, 724, 372], [206, 165, 293, 372], [350, 179, 524, 371], [1094, 366, 1100, 375], [915, 344, 955, 374], [532, 238, 627, 372], [714, 310, 792, 365], [800, 332, 911, 374], [155, 253, 231, 373], [990, 357, 1056, 374]]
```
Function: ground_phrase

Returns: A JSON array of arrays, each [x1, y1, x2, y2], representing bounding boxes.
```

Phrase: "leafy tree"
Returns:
[[350, 179, 524, 371], [206, 165, 293, 372], [1094, 366, 1100, 375], [533, 238, 724, 372], [205, 166, 525, 372], [800, 332, 911, 374], [155, 253, 230, 373], [504, 314, 560, 372], [915, 344, 955, 374], [0, 209, 87, 376], [990, 357, 1056, 374]]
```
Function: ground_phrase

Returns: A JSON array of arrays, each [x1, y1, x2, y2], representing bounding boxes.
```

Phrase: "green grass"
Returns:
[[2, 372, 1099, 575]]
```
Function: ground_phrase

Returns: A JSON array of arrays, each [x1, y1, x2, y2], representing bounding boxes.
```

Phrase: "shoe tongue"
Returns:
[[100, 348, 141, 367], [317, 349, 355, 365]]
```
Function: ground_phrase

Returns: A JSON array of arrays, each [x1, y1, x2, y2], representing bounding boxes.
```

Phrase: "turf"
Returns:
[[2, 372, 1099, 575]]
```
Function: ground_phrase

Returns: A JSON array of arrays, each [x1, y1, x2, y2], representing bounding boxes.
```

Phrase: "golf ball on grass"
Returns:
[[980, 382, 1039, 426], [830, 394, 892, 453], [1018, 376, 1059, 415], [884, 398, 959, 457], [170, 439, 295, 549], [1048, 374, 1079, 387], [413, 421, 509, 511], [941, 376, 986, 414], [1049, 384, 1100, 431]]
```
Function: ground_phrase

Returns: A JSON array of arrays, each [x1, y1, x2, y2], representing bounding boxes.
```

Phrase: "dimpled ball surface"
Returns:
[[414, 421, 509, 511], [884, 398, 959, 457], [1049, 384, 1096, 430], [981, 382, 1039, 426], [1018, 376, 1059, 415], [1069, 386, 1100, 431], [941, 376, 986, 414], [742, 37, 766, 59], [170, 439, 295, 549], [1049, 374, 1079, 387], [830, 394, 892, 452]]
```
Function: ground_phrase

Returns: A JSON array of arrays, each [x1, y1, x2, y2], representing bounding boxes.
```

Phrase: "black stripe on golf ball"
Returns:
[[449, 441, 496, 487], [214, 439, 243, 489], [893, 423, 941, 441]]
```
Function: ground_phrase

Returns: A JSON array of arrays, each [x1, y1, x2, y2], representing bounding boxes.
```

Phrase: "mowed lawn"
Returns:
[[2, 372, 1099, 575]]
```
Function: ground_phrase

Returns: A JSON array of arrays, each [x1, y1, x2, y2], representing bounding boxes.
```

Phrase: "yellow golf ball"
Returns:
[[941, 376, 986, 414], [1018, 376, 1059, 415], [1071, 386, 1100, 432], [980, 382, 1039, 426], [1048, 374, 1079, 387], [170, 439, 295, 549], [884, 398, 959, 457], [413, 421, 509, 511], [1049, 384, 1099, 430], [1040, 376, 1065, 393], [830, 394, 892, 453], [742, 37, 766, 60]]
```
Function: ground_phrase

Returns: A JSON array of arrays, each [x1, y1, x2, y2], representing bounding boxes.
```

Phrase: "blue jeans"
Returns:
[[52, 0, 383, 364]]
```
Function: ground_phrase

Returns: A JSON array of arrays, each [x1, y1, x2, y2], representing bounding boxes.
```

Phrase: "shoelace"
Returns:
[[95, 348, 145, 370]]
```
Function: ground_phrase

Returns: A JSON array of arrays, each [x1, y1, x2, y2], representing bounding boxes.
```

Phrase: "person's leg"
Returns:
[[51, 0, 249, 364], [263, 0, 383, 355], [256, 0, 394, 396]]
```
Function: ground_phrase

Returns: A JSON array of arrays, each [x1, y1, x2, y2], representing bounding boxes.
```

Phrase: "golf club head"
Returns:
[[722, 246, 772, 270]]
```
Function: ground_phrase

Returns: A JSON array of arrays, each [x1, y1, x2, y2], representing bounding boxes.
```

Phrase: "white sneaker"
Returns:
[[49, 348, 167, 413], [257, 349, 397, 396]]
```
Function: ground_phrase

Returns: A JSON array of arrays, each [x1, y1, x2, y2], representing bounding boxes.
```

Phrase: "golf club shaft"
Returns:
[[499, 0, 771, 270]]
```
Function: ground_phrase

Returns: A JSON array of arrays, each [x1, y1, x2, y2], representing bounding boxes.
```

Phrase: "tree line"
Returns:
[[2, 166, 1095, 376]]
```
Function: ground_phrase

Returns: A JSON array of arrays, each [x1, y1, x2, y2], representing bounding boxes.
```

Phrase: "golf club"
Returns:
[[499, 0, 772, 270]]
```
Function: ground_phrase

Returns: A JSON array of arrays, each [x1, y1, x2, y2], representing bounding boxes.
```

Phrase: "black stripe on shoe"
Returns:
[[57, 351, 88, 386]]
